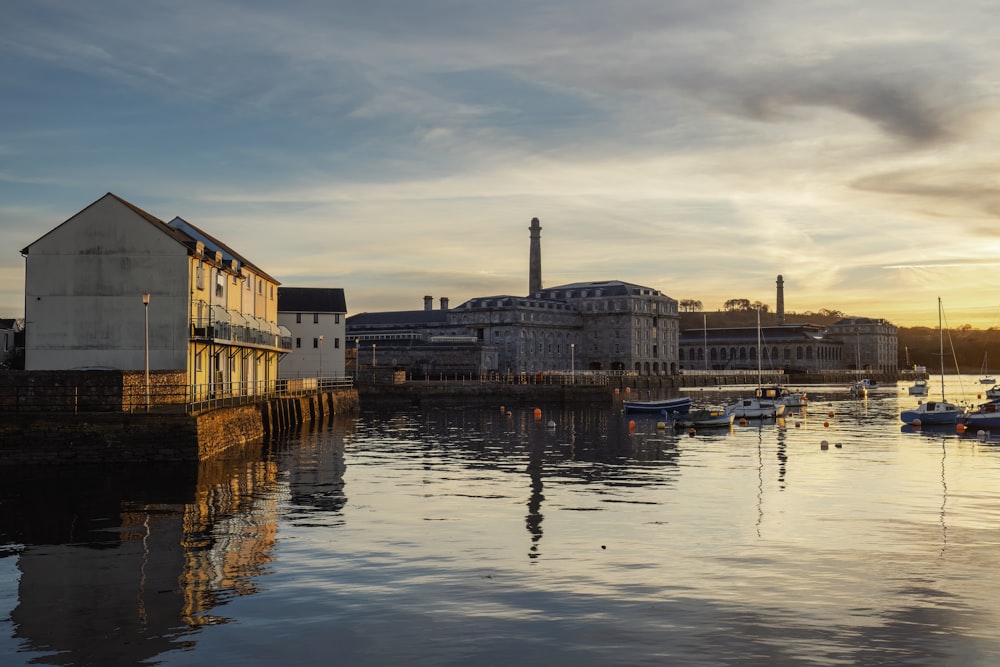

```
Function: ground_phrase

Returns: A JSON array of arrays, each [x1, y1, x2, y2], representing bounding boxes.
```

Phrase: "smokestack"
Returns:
[[529, 217, 542, 295], [424, 295, 433, 311], [776, 275, 785, 325], [440, 297, 449, 310]]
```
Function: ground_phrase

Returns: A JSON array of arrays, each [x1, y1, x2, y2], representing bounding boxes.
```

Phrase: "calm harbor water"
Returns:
[[3, 375, 1000, 666]]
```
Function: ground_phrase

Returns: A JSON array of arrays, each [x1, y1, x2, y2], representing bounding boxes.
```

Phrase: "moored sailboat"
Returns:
[[900, 298, 965, 426]]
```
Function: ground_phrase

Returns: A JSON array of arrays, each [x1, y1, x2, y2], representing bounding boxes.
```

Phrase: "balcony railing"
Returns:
[[190, 302, 292, 351]]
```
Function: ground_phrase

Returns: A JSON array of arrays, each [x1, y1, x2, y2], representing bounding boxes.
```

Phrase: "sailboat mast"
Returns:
[[756, 308, 762, 384], [938, 297, 945, 401]]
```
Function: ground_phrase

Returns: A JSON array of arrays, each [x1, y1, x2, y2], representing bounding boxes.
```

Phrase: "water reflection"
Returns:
[[0, 426, 299, 665], [3, 389, 1000, 665]]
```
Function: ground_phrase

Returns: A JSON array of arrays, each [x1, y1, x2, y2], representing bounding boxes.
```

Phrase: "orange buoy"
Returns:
[[823, 421, 829, 427], [956, 423, 966, 434], [629, 420, 636, 433], [534, 408, 542, 420]]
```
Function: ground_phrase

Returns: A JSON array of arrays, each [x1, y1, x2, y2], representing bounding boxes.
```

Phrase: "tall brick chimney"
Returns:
[[776, 275, 785, 325], [529, 217, 542, 295], [424, 295, 433, 311]]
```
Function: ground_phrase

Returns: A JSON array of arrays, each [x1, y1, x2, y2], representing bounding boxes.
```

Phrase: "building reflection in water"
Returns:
[[0, 415, 353, 666], [368, 404, 682, 561]]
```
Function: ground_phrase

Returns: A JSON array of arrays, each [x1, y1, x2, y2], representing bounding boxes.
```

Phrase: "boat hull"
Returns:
[[623, 397, 692, 416], [901, 401, 964, 425], [674, 409, 735, 428]]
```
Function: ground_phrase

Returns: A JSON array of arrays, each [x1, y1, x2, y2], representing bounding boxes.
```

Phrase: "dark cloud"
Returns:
[[674, 58, 959, 145], [852, 166, 1000, 218]]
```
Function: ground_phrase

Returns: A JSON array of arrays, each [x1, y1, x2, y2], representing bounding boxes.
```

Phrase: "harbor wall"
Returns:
[[0, 389, 360, 465]]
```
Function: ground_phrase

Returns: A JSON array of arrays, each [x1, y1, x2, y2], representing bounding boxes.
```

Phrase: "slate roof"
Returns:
[[278, 287, 348, 313], [347, 310, 448, 327], [169, 216, 278, 283]]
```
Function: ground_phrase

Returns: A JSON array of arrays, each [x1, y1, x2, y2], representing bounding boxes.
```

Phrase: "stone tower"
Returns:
[[529, 217, 542, 295], [776, 274, 785, 325]]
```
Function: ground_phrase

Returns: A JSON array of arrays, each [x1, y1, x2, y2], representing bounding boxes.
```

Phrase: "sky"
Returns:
[[3, 1, 1000, 329]]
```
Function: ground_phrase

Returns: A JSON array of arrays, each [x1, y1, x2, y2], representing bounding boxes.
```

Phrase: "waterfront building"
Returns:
[[20, 193, 291, 400], [348, 280, 679, 377], [826, 316, 899, 374], [277, 287, 348, 379], [346, 216, 681, 378], [678, 324, 844, 373]]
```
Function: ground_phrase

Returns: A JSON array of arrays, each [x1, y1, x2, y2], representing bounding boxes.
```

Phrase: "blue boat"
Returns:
[[623, 396, 692, 416], [963, 400, 1000, 430]]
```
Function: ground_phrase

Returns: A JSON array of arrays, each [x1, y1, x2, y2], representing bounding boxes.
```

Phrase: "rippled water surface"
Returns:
[[3, 377, 1000, 666]]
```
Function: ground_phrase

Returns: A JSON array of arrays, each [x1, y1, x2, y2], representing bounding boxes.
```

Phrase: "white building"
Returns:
[[277, 287, 348, 379]]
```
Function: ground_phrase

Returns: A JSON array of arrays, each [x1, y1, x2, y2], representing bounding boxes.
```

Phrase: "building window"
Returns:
[[313, 338, 319, 348], [334, 338, 340, 349], [196, 262, 205, 290], [335, 314, 340, 324], [215, 273, 224, 298], [296, 313, 301, 323], [258, 280, 263, 294], [313, 313, 319, 324]]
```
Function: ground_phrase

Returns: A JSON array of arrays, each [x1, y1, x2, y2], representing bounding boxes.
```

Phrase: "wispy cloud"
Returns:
[[3, 1, 1000, 326]]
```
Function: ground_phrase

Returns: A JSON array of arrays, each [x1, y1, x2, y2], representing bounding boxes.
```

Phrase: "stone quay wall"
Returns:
[[0, 389, 360, 465], [0, 369, 188, 413]]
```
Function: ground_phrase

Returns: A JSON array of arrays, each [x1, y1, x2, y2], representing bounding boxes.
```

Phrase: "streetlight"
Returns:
[[142, 292, 150, 411], [354, 338, 359, 381], [318, 335, 324, 381], [570, 342, 575, 384]]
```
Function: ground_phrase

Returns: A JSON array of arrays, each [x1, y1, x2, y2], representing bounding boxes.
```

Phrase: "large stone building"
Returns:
[[20, 193, 291, 400], [346, 219, 680, 377], [679, 323, 844, 372], [825, 317, 898, 373], [678, 276, 898, 375]]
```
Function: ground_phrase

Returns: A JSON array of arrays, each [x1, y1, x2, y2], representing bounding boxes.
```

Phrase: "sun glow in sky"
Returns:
[[4, 1, 1000, 328]]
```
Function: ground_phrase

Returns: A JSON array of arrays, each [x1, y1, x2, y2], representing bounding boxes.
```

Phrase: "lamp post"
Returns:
[[354, 338, 359, 382], [318, 335, 324, 381], [570, 342, 575, 384], [142, 293, 150, 411]]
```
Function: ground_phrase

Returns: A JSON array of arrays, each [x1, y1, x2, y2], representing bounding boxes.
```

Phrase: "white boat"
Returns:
[[908, 378, 928, 396], [979, 351, 995, 384], [850, 378, 877, 398], [727, 397, 784, 419], [900, 298, 966, 426], [755, 384, 807, 407]]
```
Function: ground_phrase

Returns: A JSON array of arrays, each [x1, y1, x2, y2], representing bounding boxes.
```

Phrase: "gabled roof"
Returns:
[[20, 192, 192, 255], [278, 287, 347, 313], [21, 193, 279, 284]]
